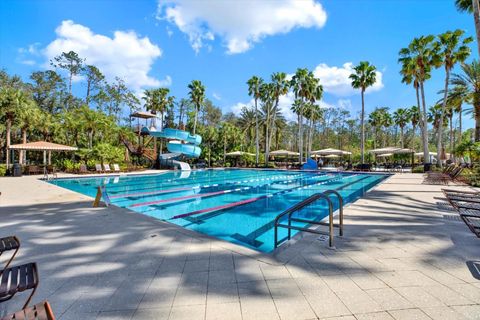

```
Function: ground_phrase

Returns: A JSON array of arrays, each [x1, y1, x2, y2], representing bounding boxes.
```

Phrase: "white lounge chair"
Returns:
[[103, 164, 112, 173], [95, 164, 103, 173]]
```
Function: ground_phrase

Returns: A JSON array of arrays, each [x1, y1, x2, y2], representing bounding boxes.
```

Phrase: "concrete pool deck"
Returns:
[[0, 173, 479, 320]]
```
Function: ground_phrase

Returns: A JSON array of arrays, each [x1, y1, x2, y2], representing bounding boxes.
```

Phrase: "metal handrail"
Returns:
[[323, 190, 343, 236], [273, 190, 344, 249]]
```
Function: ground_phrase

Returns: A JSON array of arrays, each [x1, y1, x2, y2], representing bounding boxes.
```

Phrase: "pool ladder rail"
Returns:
[[273, 190, 343, 249]]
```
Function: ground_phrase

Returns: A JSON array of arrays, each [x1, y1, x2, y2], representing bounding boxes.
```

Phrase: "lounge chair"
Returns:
[[95, 164, 103, 173], [0, 300, 55, 320], [28, 166, 40, 175], [78, 164, 88, 174], [103, 164, 112, 173], [0, 262, 39, 309], [113, 164, 121, 173], [442, 188, 480, 238], [1, 236, 20, 270]]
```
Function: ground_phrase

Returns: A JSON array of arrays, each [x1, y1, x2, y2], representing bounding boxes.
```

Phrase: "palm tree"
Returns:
[[428, 105, 448, 148], [399, 35, 436, 165], [268, 72, 289, 162], [304, 103, 323, 157], [368, 110, 382, 149], [290, 68, 309, 163], [79, 105, 104, 149], [455, 0, 480, 58], [247, 76, 264, 167], [393, 108, 410, 148], [259, 82, 274, 166], [381, 110, 393, 147], [349, 61, 377, 163], [0, 88, 32, 168], [450, 60, 480, 141], [144, 88, 175, 155], [188, 80, 206, 135], [291, 98, 305, 153], [17, 102, 41, 164], [434, 29, 472, 167], [447, 85, 469, 143], [238, 106, 257, 146], [303, 74, 323, 160], [408, 105, 420, 149]]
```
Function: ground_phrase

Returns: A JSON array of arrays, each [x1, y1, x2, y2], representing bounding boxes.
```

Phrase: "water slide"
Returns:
[[142, 127, 202, 171]]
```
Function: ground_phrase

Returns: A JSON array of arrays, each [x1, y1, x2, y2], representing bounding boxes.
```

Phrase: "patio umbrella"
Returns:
[[270, 150, 299, 156], [377, 153, 394, 157], [225, 151, 255, 156], [312, 148, 351, 156], [324, 154, 340, 158]]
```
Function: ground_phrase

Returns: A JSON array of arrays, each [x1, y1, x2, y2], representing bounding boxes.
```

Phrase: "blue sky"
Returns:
[[0, 0, 477, 128]]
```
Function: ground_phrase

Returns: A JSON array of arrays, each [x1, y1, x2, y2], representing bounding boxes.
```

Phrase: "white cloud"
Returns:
[[313, 62, 384, 97], [338, 99, 352, 109], [42, 20, 168, 93], [19, 59, 36, 66], [157, 0, 327, 54], [212, 92, 221, 101], [230, 101, 251, 116]]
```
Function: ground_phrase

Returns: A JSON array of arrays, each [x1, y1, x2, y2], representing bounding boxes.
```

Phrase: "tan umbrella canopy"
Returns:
[[312, 148, 352, 156], [269, 150, 299, 156], [324, 154, 340, 158], [369, 147, 400, 154], [414, 152, 450, 158], [9, 141, 78, 165], [225, 151, 255, 156], [377, 153, 394, 157]]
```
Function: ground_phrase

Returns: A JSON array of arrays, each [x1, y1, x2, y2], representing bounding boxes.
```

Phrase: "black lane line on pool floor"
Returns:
[[132, 173, 329, 214], [229, 175, 372, 248], [177, 174, 363, 247]]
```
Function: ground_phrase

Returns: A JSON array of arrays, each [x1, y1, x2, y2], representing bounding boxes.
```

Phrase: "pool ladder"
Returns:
[[273, 190, 343, 249]]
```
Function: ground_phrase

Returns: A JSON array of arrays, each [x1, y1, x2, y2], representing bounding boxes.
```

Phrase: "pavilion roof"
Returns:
[[8, 141, 78, 151]]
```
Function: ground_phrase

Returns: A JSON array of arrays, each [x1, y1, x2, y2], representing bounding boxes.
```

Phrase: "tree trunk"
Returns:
[[412, 124, 416, 149], [450, 113, 454, 159], [400, 126, 404, 148], [193, 106, 198, 135], [265, 123, 271, 167], [420, 82, 430, 163], [437, 68, 450, 168], [223, 135, 227, 165], [360, 89, 365, 163], [298, 114, 302, 163], [254, 97, 259, 167], [475, 100, 480, 141], [89, 130, 93, 149], [86, 80, 91, 105], [19, 129, 27, 165], [473, 0, 480, 58], [268, 99, 279, 162], [459, 104, 463, 142], [5, 117, 11, 168]]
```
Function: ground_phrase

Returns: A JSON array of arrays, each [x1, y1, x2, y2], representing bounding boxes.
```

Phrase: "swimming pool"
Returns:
[[50, 169, 388, 252]]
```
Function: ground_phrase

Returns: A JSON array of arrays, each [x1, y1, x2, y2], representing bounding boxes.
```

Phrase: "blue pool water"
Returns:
[[50, 169, 388, 252]]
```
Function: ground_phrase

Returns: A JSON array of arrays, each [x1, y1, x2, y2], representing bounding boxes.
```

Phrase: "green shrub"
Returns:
[[0, 164, 7, 176], [412, 166, 424, 173]]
